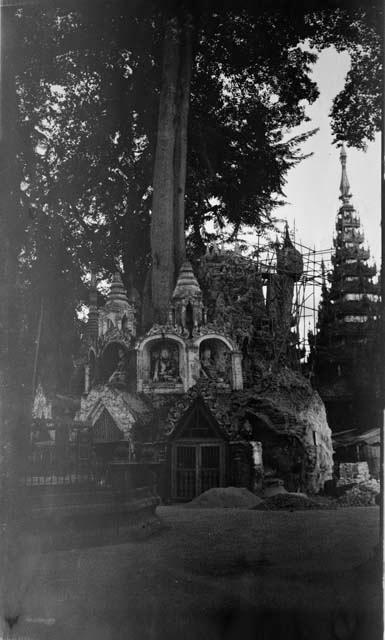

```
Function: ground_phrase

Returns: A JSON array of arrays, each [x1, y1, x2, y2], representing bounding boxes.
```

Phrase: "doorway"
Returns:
[[173, 442, 224, 500], [169, 397, 227, 501]]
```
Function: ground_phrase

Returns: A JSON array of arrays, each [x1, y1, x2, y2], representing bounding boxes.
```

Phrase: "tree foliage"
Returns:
[[306, 8, 382, 149], [186, 10, 320, 246], [7, 2, 382, 390]]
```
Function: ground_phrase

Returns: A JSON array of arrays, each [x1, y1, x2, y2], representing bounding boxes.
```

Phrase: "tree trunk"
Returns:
[[150, 11, 194, 324], [173, 15, 193, 273], [0, 8, 26, 484], [0, 11, 36, 622], [150, 16, 180, 323]]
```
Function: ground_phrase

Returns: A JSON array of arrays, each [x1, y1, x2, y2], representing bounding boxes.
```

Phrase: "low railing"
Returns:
[[20, 442, 108, 489]]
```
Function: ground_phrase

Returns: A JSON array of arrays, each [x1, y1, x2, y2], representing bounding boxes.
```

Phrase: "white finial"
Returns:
[[339, 143, 351, 202]]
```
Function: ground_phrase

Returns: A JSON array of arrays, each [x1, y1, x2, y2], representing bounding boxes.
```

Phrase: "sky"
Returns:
[[235, 45, 381, 345], [278, 46, 381, 270]]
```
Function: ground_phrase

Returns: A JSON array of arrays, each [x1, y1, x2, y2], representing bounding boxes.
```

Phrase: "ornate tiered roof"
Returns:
[[172, 261, 202, 300], [107, 272, 130, 306], [331, 145, 378, 319], [314, 145, 380, 381]]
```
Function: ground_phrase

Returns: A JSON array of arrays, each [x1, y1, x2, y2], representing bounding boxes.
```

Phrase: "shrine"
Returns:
[[30, 220, 334, 501], [32, 192, 338, 500]]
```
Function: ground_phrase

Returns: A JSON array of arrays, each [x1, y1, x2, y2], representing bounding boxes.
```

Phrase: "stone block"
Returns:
[[337, 461, 370, 486]]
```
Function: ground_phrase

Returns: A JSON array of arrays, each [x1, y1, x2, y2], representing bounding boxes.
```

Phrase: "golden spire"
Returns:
[[339, 143, 351, 202]]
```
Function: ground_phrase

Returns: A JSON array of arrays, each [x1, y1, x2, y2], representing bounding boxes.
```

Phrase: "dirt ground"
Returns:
[[1, 505, 381, 640]]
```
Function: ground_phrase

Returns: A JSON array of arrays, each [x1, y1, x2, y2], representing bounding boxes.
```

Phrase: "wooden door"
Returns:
[[200, 444, 221, 493], [173, 443, 223, 500], [175, 445, 196, 500]]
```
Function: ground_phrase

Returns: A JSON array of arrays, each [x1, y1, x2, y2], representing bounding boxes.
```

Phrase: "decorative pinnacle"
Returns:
[[107, 271, 129, 305], [339, 143, 351, 202], [172, 261, 202, 299], [282, 221, 295, 249]]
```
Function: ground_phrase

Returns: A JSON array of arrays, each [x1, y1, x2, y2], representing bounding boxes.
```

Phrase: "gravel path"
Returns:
[[1, 506, 380, 640]]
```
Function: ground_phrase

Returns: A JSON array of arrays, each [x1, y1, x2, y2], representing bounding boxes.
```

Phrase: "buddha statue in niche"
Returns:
[[199, 342, 230, 383], [200, 346, 217, 380], [152, 345, 179, 383]]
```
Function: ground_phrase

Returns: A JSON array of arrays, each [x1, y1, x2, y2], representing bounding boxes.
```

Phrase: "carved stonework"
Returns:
[[197, 250, 267, 350], [75, 385, 153, 441], [140, 324, 181, 340], [193, 322, 234, 343], [98, 326, 132, 352]]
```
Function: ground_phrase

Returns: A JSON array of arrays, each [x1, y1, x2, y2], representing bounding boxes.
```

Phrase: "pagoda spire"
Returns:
[[283, 221, 292, 247], [339, 143, 351, 203]]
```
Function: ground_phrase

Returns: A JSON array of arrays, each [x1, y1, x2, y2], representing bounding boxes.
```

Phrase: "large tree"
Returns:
[[0, 1, 381, 621], [2, 0, 382, 386], [148, 2, 382, 320]]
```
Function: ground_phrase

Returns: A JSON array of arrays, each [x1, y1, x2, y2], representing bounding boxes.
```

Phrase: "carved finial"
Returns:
[[339, 143, 351, 202]]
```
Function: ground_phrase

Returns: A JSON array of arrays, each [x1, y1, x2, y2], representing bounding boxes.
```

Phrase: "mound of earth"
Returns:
[[263, 485, 287, 498], [254, 492, 334, 511], [184, 487, 262, 509]]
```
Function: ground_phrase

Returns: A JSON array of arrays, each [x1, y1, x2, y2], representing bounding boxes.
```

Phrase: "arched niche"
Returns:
[[101, 341, 129, 385], [138, 335, 185, 391], [198, 337, 232, 384], [245, 411, 306, 492], [185, 301, 194, 337], [121, 314, 128, 332]]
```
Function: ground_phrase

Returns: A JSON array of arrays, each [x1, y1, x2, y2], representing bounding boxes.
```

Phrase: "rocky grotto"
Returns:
[[33, 227, 334, 501]]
